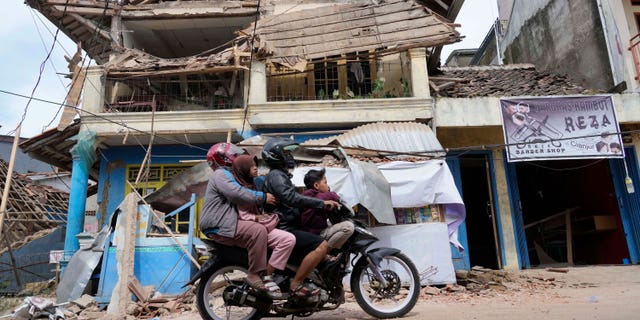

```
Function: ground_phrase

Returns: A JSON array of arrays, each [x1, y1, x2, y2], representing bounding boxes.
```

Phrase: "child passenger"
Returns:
[[301, 169, 354, 251]]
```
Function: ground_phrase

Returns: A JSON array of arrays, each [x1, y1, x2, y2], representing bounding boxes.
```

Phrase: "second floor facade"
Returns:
[[29, 0, 463, 145]]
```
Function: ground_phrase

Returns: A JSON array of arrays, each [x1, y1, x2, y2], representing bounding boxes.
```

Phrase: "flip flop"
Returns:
[[262, 276, 283, 299], [290, 282, 320, 298], [245, 277, 282, 300]]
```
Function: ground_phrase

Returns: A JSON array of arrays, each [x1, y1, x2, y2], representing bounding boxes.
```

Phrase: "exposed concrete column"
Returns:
[[491, 148, 520, 270], [408, 47, 430, 98], [83, 67, 105, 114], [248, 60, 267, 105]]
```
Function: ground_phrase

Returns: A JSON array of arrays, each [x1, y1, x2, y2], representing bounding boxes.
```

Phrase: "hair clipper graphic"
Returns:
[[504, 103, 563, 148]]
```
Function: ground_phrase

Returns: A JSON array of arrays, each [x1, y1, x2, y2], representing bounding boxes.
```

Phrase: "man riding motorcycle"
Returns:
[[261, 137, 340, 298]]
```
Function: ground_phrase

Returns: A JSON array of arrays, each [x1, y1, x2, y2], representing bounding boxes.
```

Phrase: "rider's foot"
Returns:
[[245, 276, 282, 300], [290, 282, 320, 298]]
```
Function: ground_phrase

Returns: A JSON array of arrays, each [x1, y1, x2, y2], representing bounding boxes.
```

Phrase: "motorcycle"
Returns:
[[186, 204, 420, 320]]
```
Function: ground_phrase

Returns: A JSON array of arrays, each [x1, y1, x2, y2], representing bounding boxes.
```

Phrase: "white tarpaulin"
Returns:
[[292, 160, 462, 209], [376, 160, 463, 207], [292, 160, 466, 250]]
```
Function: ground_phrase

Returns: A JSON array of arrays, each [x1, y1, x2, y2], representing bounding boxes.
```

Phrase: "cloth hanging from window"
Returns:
[[349, 62, 364, 84]]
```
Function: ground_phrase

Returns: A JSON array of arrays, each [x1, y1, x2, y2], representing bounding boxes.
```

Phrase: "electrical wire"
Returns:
[[0, 88, 208, 152], [3, 86, 637, 162], [7, 0, 72, 137], [240, 0, 262, 136], [28, 8, 69, 90], [522, 159, 606, 172]]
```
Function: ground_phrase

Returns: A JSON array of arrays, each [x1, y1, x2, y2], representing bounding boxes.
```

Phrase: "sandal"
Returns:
[[324, 252, 343, 263], [262, 276, 283, 299], [290, 282, 320, 298], [245, 277, 280, 299]]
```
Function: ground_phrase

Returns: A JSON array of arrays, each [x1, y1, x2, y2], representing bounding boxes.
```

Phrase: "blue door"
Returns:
[[609, 147, 640, 264], [504, 155, 530, 269], [446, 157, 470, 270]]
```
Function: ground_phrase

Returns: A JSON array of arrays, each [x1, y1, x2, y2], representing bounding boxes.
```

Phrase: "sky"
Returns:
[[0, 0, 496, 139]]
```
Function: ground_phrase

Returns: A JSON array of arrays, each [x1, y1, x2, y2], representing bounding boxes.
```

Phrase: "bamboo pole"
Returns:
[[125, 181, 200, 269], [0, 123, 21, 239]]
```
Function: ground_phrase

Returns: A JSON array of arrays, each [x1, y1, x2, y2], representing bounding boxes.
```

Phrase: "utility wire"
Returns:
[[2, 87, 635, 158], [0, 89, 208, 152], [8, 0, 72, 137], [240, 0, 262, 136]]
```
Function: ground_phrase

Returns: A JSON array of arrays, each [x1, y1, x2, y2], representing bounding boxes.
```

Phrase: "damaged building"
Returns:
[[16, 0, 640, 306]]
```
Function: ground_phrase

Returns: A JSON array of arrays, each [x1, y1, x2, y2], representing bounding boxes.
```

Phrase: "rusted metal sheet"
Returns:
[[144, 162, 212, 213], [302, 122, 445, 157]]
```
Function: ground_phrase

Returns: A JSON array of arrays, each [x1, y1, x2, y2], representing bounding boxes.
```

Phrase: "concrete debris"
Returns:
[[420, 266, 564, 304], [10, 296, 67, 320], [422, 286, 442, 295], [124, 286, 195, 318], [70, 295, 96, 310]]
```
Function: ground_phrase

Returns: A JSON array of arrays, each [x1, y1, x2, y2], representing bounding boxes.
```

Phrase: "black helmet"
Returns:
[[262, 138, 299, 169]]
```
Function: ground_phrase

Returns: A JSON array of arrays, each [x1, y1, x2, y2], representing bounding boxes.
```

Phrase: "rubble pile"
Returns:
[[124, 281, 195, 319], [419, 266, 566, 304]]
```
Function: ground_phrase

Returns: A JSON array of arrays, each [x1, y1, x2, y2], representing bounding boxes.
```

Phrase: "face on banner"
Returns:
[[500, 96, 624, 162]]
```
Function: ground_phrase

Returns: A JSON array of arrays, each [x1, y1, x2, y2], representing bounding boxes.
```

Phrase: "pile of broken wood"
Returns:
[[125, 278, 194, 318]]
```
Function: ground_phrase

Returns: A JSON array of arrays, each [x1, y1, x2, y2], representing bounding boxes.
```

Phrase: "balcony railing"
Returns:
[[104, 95, 241, 113], [631, 32, 640, 81]]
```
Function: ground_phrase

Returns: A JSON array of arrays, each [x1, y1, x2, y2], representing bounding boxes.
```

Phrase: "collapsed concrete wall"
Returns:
[[501, 0, 613, 91]]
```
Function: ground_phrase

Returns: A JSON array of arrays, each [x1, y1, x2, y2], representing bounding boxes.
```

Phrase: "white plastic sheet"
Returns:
[[377, 160, 463, 207], [292, 160, 466, 250]]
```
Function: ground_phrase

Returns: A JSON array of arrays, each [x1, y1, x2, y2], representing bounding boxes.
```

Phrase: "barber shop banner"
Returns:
[[500, 95, 623, 162]]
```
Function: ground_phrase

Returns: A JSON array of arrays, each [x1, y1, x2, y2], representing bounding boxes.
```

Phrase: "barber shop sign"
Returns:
[[500, 95, 623, 162]]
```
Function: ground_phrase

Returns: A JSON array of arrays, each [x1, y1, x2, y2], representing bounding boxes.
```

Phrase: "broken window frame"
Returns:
[[125, 164, 202, 235]]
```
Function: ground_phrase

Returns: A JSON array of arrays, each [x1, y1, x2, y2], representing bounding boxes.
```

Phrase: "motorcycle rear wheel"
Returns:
[[351, 252, 420, 319], [196, 265, 263, 320]]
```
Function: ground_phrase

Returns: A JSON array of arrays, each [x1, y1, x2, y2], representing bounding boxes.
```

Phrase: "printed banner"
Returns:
[[500, 96, 623, 162]]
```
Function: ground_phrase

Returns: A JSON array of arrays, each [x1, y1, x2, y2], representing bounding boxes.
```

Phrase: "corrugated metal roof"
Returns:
[[302, 122, 444, 156]]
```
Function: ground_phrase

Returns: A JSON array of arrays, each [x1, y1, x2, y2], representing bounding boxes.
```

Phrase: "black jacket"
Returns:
[[263, 168, 324, 230]]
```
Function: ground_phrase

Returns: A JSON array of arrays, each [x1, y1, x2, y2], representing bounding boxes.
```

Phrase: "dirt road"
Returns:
[[168, 265, 640, 320]]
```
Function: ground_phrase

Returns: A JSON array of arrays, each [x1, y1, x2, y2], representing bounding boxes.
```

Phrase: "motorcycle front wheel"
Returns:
[[351, 252, 420, 319], [196, 265, 262, 320]]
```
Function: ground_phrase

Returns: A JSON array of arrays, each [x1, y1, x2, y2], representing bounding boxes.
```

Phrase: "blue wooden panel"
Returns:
[[608, 147, 640, 264], [503, 154, 530, 269], [96, 244, 192, 304], [446, 157, 470, 271]]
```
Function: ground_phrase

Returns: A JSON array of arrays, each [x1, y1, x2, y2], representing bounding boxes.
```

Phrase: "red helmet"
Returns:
[[207, 143, 245, 169]]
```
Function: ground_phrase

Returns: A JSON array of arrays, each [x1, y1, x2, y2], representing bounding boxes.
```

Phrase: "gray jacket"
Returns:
[[200, 168, 267, 238]]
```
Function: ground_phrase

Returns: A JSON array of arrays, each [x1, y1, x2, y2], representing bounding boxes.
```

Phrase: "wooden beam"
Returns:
[[429, 76, 465, 82], [431, 0, 449, 11], [52, 5, 116, 16], [107, 66, 248, 78], [69, 13, 112, 41], [45, 0, 118, 9]]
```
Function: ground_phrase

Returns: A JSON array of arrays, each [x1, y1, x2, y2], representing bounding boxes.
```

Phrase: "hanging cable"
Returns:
[[7, 0, 71, 137]]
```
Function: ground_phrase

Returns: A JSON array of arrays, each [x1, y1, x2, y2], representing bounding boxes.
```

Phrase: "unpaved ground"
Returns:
[[3, 265, 638, 319], [166, 265, 640, 320]]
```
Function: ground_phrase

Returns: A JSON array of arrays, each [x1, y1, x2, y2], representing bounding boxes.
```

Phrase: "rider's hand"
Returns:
[[323, 200, 339, 211], [265, 193, 277, 205]]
